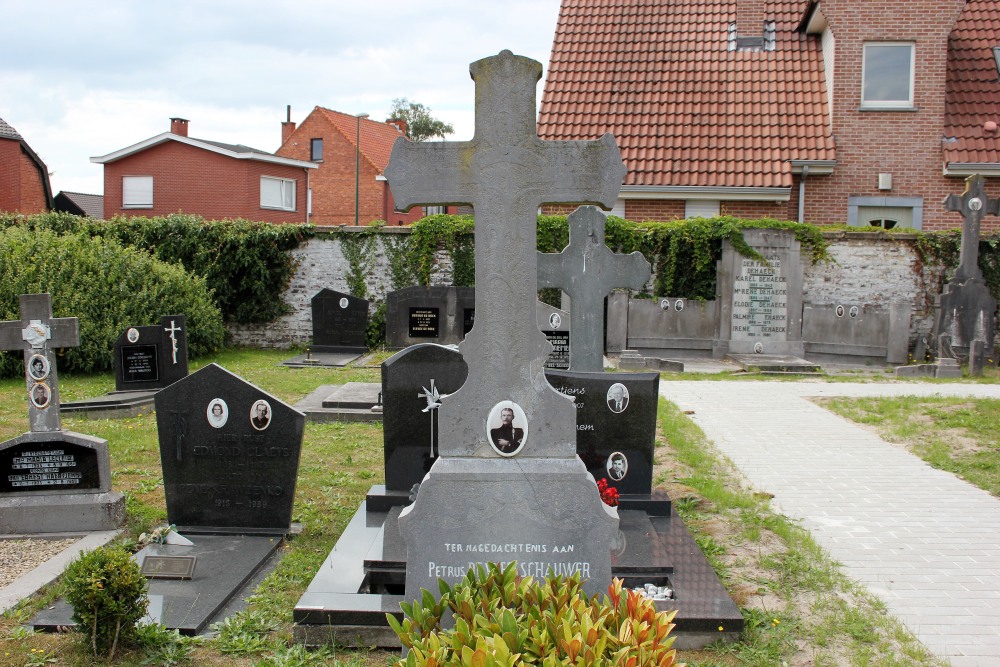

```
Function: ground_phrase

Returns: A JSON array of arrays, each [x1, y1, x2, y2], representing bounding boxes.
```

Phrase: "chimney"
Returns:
[[281, 105, 296, 145], [735, 0, 767, 49], [387, 118, 408, 137], [170, 117, 189, 137]]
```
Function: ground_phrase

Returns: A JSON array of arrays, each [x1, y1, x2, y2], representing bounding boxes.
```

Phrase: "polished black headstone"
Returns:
[[385, 286, 475, 348], [154, 363, 305, 534], [113, 315, 188, 392], [0, 440, 100, 493], [381, 345, 469, 492], [311, 289, 369, 352], [544, 369, 660, 495]]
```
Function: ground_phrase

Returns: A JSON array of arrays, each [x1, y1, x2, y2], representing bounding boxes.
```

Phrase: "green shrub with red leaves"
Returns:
[[387, 561, 681, 667]]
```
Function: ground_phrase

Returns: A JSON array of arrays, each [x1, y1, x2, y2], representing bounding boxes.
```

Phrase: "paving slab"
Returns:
[[659, 379, 1000, 666]]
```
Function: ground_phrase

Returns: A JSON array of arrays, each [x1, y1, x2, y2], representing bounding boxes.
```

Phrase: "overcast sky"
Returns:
[[1, 1, 563, 196]]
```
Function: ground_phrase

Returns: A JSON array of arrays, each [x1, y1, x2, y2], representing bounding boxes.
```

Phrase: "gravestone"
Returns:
[[537, 301, 570, 369], [154, 363, 305, 533], [0, 294, 125, 533], [380, 344, 470, 497], [385, 286, 476, 348], [385, 50, 621, 599], [935, 174, 998, 374], [545, 370, 660, 496], [538, 206, 651, 371], [312, 289, 369, 352], [114, 315, 188, 390]]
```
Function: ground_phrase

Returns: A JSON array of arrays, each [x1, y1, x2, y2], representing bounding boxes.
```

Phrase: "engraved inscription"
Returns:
[[731, 254, 788, 341]]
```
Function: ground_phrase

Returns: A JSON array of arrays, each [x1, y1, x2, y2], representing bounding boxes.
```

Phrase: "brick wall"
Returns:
[[101, 141, 308, 223], [624, 200, 686, 221], [0, 138, 48, 214], [18, 149, 48, 213]]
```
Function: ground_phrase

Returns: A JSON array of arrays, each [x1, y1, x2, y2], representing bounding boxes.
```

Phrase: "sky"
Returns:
[[1, 1, 563, 196]]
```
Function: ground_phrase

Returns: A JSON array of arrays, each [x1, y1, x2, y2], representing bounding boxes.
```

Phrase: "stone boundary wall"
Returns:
[[228, 229, 949, 350]]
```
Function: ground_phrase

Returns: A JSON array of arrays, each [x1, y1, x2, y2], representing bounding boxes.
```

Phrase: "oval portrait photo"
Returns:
[[486, 400, 527, 457], [28, 354, 49, 381], [607, 451, 628, 481], [250, 399, 272, 431], [207, 398, 229, 429], [606, 383, 629, 414], [30, 382, 51, 409]]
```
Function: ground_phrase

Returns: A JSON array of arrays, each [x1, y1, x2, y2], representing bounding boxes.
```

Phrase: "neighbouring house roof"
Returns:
[[312, 107, 406, 173], [54, 191, 104, 218], [90, 132, 318, 169], [538, 0, 835, 194], [944, 0, 1000, 175], [0, 115, 54, 209]]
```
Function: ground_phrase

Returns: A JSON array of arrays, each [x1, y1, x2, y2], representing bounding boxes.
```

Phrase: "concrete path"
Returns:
[[659, 380, 1000, 667]]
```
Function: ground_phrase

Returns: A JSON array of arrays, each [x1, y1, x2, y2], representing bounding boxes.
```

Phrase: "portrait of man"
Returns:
[[607, 383, 629, 414], [607, 452, 628, 481], [207, 398, 229, 428], [28, 354, 49, 381], [488, 401, 526, 456], [30, 382, 51, 409], [251, 400, 272, 431]]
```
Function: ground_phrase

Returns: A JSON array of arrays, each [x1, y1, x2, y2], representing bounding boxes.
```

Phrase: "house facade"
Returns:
[[276, 107, 454, 227], [92, 118, 316, 223], [538, 0, 1000, 232], [0, 116, 53, 214]]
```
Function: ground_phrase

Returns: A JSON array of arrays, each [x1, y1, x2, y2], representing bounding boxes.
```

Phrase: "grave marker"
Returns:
[[385, 50, 622, 598], [311, 288, 369, 352], [537, 206, 650, 371], [114, 315, 188, 391]]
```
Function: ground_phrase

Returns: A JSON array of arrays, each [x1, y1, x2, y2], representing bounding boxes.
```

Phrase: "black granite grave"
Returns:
[[283, 289, 370, 367], [62, 315, 189, 419], [385, 286, 475, 348]]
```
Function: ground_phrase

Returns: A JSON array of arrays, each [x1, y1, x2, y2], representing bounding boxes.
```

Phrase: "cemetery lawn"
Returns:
[[816, 396, 1000, 497], [0, 349, 982, 666]]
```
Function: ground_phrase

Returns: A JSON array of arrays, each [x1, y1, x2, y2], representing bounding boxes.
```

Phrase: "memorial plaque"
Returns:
[[537, 301, 571, 370], [113, 315, 188, 392], [545, 370, 659, 495], [154, 363, 305, 533], [408, 307, 440, 338], [311, 289, 369, 351], [730, 253, 789, 343], [0, 441, 101, 493], [141, 555, 197, 580]]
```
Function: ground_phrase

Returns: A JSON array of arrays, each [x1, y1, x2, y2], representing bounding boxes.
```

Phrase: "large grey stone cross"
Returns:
[[538, 206, 650, 371], [0, 293, 79, 432], [945, 174, 1000, 283], [385, 50, 625, 457]]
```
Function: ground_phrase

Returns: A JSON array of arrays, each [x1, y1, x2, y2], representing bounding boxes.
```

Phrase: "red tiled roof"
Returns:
[[538, 0, 835, 189], [944, 0, 1000, 166], [316, 107, 404, 172]]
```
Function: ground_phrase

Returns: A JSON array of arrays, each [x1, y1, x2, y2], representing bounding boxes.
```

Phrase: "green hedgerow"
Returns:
[[0, 226, 225, 377], [62, 545, 149, 660]]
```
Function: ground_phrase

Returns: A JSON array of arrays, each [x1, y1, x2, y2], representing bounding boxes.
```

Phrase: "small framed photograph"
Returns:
[[486, 400, 527, 457], [606, 383, 629, 414], [250, 399, 272, 431], [30, 382, 51, 409], [27, 354, 49, 381], [207, 398, 229, 428], [607, 451, 628, 481]]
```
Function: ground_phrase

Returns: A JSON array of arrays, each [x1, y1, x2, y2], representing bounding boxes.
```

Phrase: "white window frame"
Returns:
[[685, 199, 720, 219], [122, 176, 153, 208], [260, 176, 296, 211], [861, 42, 915, 109]]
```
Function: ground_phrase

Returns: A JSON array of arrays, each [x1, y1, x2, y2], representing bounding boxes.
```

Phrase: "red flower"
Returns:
[[597, 478, 619, 507]]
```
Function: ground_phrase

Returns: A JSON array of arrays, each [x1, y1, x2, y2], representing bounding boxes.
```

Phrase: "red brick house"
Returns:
[[276, 107, 454, 226], [91, 118, 317, 223], [539, 0, 1000, 231], [0, 116, 53, 214]]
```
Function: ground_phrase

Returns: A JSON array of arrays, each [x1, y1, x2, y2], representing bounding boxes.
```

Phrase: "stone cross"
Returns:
[[385, 50, 625, 457], [944, 174, 1000, 283], [537, 206, 650, 371], [0, 294, 79, 432]]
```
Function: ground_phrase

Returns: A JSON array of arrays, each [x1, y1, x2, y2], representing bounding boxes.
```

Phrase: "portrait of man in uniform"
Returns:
[[487, 401, 527, 456]]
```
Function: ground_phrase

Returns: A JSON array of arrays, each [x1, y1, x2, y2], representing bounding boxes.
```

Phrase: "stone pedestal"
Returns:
[[398, 457, 618, 599]]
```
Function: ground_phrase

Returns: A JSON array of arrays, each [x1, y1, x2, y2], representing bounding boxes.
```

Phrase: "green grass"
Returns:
[[819, 395, 1000, 496]]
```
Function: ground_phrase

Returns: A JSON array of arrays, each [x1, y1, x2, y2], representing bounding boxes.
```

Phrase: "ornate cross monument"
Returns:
[[937, 174, 998, 374], [0, 294, 124, 533], [386, 50, 621, 598], [537, 206, 651, 372], [0, 293, 78, 432]]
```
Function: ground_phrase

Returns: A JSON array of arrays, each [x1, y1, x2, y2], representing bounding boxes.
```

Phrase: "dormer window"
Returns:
[[727, 21, 776, 52], [993, 46, 1000, 81], [862, 42, 915, 109]]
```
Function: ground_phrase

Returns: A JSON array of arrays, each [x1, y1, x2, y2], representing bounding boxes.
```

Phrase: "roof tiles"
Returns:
[[539, 0, 835, 189], [315, 107, 404, 172]]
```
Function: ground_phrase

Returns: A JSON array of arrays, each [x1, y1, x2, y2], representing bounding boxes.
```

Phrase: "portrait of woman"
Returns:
[[28, 354, 49, 381], [207, 398, 229, 428]]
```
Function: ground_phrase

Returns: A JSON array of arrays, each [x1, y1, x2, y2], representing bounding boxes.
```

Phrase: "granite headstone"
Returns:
[[385, 286, 475, 348], [154, 363, 305, 534], [537, 301, 570, 369], [114, 315, 188, 391], [312, 289, 369, 352]]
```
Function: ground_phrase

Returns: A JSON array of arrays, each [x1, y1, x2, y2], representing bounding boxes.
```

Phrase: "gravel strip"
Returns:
[[0, 539, 78, 588]]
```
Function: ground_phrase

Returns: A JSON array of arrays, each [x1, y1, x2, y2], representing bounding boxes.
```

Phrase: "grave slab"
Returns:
[[728, 354, 821, 374], [280, 350, 363, 368], [295, 383, 384, 423]]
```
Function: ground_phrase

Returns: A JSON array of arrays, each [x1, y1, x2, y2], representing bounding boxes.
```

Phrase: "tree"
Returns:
[[388, 98, 455, 141]]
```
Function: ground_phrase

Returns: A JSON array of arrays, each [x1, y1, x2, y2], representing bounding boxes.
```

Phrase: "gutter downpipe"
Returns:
[[798, 165, 809, 223]]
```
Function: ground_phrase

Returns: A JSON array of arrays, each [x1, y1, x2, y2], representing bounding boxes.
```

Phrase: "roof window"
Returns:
[[993, 46, 1000, 81], [728, 21, 776, 52]]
